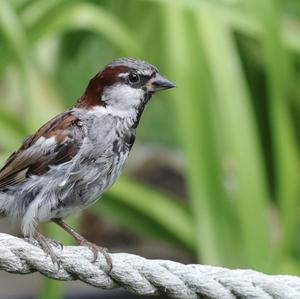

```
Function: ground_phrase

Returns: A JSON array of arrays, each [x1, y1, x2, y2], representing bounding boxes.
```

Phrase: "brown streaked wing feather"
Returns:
[[0, 111, 84, 190]]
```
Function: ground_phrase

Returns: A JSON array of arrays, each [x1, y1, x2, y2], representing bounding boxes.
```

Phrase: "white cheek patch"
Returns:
[[102, 84, 144, 113]]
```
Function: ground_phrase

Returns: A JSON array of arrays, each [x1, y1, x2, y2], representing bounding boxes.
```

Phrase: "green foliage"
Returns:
[[1, 0, 300, 297], [100, 178, 195, 250]]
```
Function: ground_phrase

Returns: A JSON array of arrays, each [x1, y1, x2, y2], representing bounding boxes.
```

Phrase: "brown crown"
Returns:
[[76, 65, 129, 109]]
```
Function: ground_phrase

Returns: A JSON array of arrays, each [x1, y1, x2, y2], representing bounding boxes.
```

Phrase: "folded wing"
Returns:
[[0, 111, 84, 190]]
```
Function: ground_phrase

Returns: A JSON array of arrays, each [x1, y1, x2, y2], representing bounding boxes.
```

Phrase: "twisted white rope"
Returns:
[[0, 233, 300, 299]]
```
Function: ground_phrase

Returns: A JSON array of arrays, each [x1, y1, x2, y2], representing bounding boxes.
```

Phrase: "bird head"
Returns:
[[76, 57, 175, 118]]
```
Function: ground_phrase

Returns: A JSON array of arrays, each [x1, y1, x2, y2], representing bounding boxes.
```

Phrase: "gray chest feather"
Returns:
[[113, 128, 136, 154], [68, 117, 136, 208]]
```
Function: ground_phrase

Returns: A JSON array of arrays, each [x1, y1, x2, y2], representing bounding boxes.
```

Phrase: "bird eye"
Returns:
[[128, 73, 140, 84]]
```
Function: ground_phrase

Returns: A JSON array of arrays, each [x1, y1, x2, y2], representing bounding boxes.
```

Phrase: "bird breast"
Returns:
[[63, 112, 136, 208]]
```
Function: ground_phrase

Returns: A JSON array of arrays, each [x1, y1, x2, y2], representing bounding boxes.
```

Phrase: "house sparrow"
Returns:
[[0, 58, 175, 270]]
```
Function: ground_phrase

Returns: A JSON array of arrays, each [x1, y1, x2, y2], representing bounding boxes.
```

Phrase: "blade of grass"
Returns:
[[0, 0, 62, 131], [95, 194, 191, 250], [24, 1, 140, 56], [0, 1, 140, 73], [0, 123, 23, 151], [0, 106, 26, 135], [105, 178, 195, 251], [21, 0, 65, 25], [140, 0, 300, 54], [162, 5, 240, 267], [1, 0, 299, 75], [39, 280, 64, 299], [249, 0, 300, 260], [0, 106, 25, 150], [198, 8, 272, 271]]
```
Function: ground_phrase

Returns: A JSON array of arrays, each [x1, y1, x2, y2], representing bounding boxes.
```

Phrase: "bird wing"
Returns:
[[0, 111, 84, 190]]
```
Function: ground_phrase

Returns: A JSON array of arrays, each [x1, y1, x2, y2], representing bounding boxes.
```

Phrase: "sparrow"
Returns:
[[0, 57, 175, 270]]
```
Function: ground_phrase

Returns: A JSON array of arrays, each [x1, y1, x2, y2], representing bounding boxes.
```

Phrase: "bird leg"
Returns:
[[52, 218, 112, 272]]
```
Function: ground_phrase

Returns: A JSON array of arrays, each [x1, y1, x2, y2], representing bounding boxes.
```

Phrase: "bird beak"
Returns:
[[147, 73, 176, 93]]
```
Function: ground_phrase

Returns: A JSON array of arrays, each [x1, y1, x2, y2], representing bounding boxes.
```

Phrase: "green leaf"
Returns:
[[0, 107, 24, 151], [249, 0, 300, 258], [95, 194, 187, 248], [162, 5, 241, 267], [0, 0, 62, 131], [103, 178, 195, 251], [25, 1, 140, 56], [198, 8, 272, 270]]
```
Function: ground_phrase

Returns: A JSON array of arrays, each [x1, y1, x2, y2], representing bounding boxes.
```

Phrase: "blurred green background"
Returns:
[[1, 0, 300, 298]]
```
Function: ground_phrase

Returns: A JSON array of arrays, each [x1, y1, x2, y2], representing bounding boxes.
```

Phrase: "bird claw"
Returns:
[[31, 233, 62, 270], [80, 240, 112, 272], [48, 238, 64, 251]]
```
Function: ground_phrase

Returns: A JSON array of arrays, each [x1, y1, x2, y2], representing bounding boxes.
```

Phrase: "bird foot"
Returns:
[[51, 218, 112, 272], [80, 240, 112, 272], [30, 233, 62, 269]]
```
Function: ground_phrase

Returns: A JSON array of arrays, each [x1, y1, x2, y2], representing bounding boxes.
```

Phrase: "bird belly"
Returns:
[[0, 150, 128, 224]]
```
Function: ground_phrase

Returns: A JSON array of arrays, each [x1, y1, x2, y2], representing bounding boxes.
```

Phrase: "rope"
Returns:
[[0, 233, 300, 299]]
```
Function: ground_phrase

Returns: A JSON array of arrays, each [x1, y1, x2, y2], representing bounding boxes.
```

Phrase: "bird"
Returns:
[[0, 57, 175, 270]]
